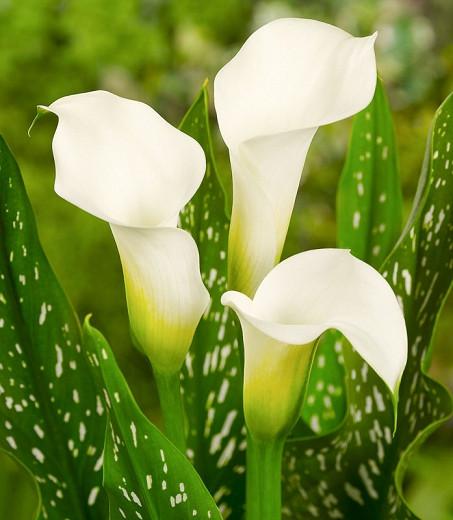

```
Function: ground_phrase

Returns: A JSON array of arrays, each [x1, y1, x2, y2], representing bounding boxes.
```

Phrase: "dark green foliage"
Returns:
[[282, 89, 453, 520], [179, 85, 246, 518], [0, 137, 107, 519], [83, 320, 222, 520]]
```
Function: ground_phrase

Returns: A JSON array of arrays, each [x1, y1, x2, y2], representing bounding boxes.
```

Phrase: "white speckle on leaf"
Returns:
[[39, 302, 47, 325], [130, 422, 137, 448], [32, 447, 45, 463], [401, 269, 412, 295], [6, 436, 17, 450], [79, 422, 87, 442], [55, 344, 63, 378], [34, 424, 45, 439], [88, 487, 100, 506]]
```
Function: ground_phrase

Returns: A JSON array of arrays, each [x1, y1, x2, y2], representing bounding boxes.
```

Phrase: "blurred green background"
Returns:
[[0, 0, 452, 518]]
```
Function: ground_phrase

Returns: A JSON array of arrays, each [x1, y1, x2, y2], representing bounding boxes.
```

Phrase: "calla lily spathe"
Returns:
[[214, 18, 378, 296], [222, 249, 407, 441], [42, 90, 210, 374]]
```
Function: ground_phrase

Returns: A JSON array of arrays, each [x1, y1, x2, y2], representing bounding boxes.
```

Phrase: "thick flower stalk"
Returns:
[[41, 90, 210, 451], [215, 18, 378, 296], [222, 249, 407, 520]]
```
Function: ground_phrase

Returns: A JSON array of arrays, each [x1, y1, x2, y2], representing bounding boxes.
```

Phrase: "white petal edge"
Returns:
[[227, 127, 316, 295], [112, 224, 210, 374], [43, 90, 205, 228], [222, 249, 407, 393], [214, 18, 377, 149], [214, 19, 377, 295]]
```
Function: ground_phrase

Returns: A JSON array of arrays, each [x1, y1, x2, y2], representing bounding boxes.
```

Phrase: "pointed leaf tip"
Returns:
[[27, 105, 52, 137]]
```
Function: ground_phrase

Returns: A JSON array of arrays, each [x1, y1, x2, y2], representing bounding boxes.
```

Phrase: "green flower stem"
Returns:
[[246, 432, 285, 520], [153, 370, 187, 454]]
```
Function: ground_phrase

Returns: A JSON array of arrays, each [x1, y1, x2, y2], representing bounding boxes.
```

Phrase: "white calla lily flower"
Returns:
[[111, 225, 209, 373], [42, 90, 205, 228], [214, 18, 378, 296], [43, 90, 210, 374], [222, 249, 407, 441]]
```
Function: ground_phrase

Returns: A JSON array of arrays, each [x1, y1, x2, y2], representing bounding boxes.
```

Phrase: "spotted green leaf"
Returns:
[[179, 84, 245, 518], [301, 80, 403, 436], [0, 136, 107, 519], [283, 92, 452, 518], [379, 91, 453, 518], [83, 320, 222, 520], [338, 79, 403, 267]]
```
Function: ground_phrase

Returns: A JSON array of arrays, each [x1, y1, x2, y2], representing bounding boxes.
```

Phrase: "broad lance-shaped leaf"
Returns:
[[282, 92, 452, 518], [83, 320, 222, 520], [301, 79, 403, 436], [0, 137, 107, 519], [380, 92, 453, 518], [179, 84, 245, 518], [337, 78, 403, 266]]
